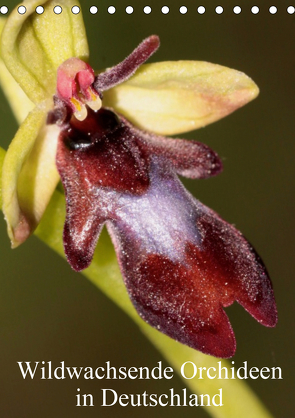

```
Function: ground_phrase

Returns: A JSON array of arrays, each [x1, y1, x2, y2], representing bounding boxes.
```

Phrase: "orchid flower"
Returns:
[[0, 0, 277, 359]]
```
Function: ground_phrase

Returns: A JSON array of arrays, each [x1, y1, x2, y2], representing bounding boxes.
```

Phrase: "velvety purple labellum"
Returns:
[[55, 107, 277, 358]]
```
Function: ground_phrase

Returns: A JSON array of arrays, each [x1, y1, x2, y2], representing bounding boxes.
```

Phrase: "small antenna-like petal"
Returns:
[[94, 35, 160, 92]]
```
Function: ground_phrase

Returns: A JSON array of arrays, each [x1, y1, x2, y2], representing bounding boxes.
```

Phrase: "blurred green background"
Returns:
[[0, 0, 293, 416]]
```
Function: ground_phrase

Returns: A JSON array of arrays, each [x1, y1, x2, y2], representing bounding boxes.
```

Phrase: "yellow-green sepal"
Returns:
[[2, 100, 60, 247], [0, 17, 34, 123], [104, 61, 259, 135], [1, 0, 89, 104]]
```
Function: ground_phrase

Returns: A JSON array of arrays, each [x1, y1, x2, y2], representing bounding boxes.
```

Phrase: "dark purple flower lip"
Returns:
[[50, 36, 277, 358]]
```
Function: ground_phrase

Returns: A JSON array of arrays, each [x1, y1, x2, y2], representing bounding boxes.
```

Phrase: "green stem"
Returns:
[[0, 145, 274, 418]]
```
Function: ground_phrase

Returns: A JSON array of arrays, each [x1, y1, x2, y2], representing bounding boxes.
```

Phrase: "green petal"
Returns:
[[0, 145, 276, 418], [103, 61, 259, 135], [0, 17, 34, 124], [1, 0, 88, 104], [0, 57, 34, 124], [2, 100, 60, 247]]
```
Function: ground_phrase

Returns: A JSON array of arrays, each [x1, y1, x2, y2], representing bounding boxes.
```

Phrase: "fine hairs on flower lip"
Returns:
[[51, 35, 277, 358]]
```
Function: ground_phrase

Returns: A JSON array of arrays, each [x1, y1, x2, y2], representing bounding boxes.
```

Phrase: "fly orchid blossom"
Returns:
[[0, 0, 277, 358]]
